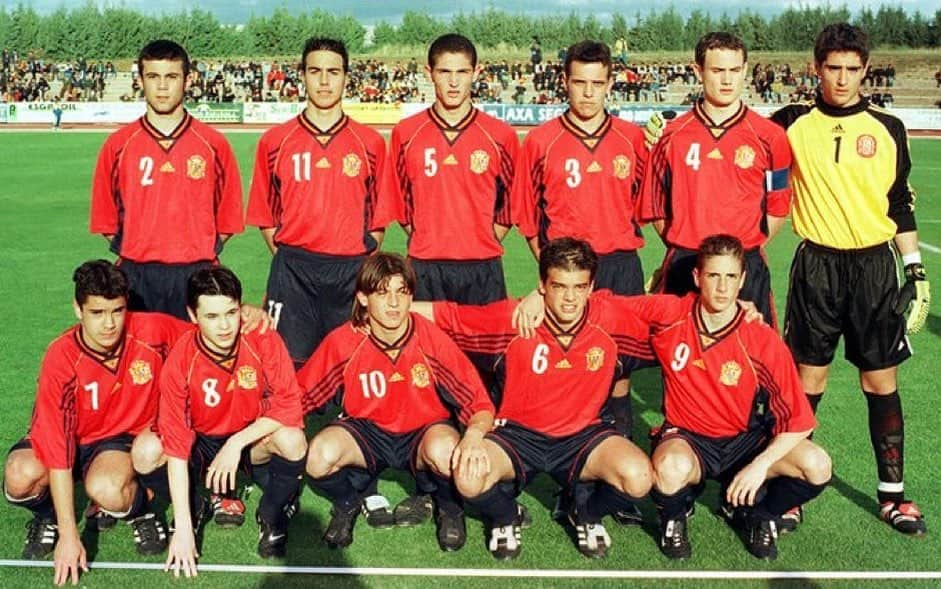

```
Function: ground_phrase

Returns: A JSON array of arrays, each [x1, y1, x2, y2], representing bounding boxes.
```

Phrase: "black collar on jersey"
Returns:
[[74, 328, 126, 374], [692, 299, 744, 351], [140, 110, 193, 152], [814, 90, 870, 118], [428, 105, 478, 146], [196, 331, 240, 370], [298, 111, 349, 146], [560, 110, 612, 152], [692, 99, 747, 140], [368, 314, 414, 361], [544, 303, 589, 352]]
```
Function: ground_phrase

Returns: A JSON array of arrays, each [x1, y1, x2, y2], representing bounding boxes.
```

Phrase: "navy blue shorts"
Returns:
[[189, 433, 254, 480], [410, 257, 507, 304], [118, 258, 213, 320], [652, 423, 767, 486], [595, 250, 645, 296], [10, 433, 133, 480], [332, 417, 451, 476]]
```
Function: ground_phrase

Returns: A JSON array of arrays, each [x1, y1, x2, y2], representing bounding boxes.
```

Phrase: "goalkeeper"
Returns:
[[767, 23, 928, 536]]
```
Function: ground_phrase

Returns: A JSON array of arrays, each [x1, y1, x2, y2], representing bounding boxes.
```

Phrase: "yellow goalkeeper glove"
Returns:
[[643, 110, 675, 150], [894, 263, 930, 334]]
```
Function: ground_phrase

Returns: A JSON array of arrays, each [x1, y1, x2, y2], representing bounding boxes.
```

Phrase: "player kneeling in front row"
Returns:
[[414, 238, 654, 559], [137, 267, 306, 575], [633, 235, 831, 560], [298, 253, 494, 551], [4, 261, 193, 585]]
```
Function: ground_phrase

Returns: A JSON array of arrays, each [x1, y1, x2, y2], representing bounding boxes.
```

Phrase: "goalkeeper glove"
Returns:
[[894, 262, 930, 334], [643, 110, 675, 149]]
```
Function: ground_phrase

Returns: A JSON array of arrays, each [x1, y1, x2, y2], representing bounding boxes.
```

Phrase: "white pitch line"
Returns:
[[919, 241, 941, 254], [1, 560, 941, 580]]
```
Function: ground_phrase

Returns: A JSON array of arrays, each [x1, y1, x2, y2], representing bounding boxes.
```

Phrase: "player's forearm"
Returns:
[[765, 215, 788, 241], [230, 417, 282, 450], [526, 236, 540, 260], [260, 228, 277, 255], [49, 469, 79, 537], [167, 457, 193, 532], [894, 230, 920, 258], [493, 224, 510, 242], [464, 410, 495, 439], [749, 429, 812, 470]]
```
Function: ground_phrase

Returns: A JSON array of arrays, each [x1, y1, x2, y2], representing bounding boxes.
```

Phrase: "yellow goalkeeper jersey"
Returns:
[[771, 95, 916, 250]]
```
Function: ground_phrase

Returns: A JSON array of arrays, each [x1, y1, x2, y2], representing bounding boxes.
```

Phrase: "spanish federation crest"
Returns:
[[733, 145, 755, 170], [469, 150, 490, 174], [720, 361, 742, 386], [237, 366, 258, 389], [128, 360, 153, 385], [411, 363, 430, 388], [857, 135, 877, 158], [187, 155, 206, 180], [612, 155, 631, 180], [586, 347, 605, 372], [343, 153, 362, 178]]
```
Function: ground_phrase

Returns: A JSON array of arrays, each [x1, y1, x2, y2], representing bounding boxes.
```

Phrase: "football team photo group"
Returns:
[[1, 15, 937, 587]]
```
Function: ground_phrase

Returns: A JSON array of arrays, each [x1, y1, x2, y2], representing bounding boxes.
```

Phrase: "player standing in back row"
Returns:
[[89, 40, 244, 320], [771, 23, 928, 535]]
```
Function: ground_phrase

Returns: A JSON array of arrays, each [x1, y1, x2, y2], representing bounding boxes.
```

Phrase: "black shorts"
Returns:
[[265, 246, 365, 366], [410, 257, 507, 304], [784, 240, 911, 371], [594, 250, 645, 296], [486, 421, 619, 490], [118, 258, 213, 320], [190, 433, 254, 480], [652, 424, 767, 485], [10, 433, 133, 480], [333, 417, 450, 476], [658, 246, 776, 327]]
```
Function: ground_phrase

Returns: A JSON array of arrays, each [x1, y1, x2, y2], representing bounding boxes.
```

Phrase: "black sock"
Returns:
[[609, 395, 633, 439], [311, 468, 360, 512], [651, 486, 693, 521], [463, 483, 517, 527], [122, 481, 149, 519], [7, 486, 55, 520], [426, 471, 462, 516], [258, 455, 304, 527], [139, 465, 170, 504], [251, 462, 270, 489], [865, 391, 905, 504], [753, 476, 828, 520], [584, 483, 640, 524], [806, 392, 823, 415]]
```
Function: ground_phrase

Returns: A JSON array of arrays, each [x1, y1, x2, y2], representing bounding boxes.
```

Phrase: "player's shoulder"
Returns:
[[522, 115, 563, 143], [472, 108, 515, 133], [42, 325, 81, 360], [769, 101, 814, 130], [259, 115, 300, 142], [103, 117, 144, 147], [736, 314, 785, 351], [864, 102, 908, 138], [393, 108, 432, 134], [742, 106, 789, 136], [321, 321, 367, 350], [186, 113, 232, 144], [344, 116, 385, 144]]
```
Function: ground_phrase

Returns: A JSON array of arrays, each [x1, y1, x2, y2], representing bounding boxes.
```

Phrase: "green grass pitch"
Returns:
[[0, 131, 940, 588]]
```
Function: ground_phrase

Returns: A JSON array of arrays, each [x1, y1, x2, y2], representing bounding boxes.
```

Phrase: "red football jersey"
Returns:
[[90, 112, 245, 263], [512, 112, 648, 255], [28, 313, 191, 470], [158, 328, 303, 460], [639, 103, 792, 249], [380, 107, 519, 261], [433, 298, 653, 437], [297, 315, 494, 434], [246, 114, 391, 255], [599, 292, 815, 438]]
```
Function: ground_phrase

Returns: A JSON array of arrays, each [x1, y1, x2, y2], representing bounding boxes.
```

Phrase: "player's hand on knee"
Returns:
[[206, 441, 242, 494], [894, 263, 930, 334], [726, 460, 770, 507]]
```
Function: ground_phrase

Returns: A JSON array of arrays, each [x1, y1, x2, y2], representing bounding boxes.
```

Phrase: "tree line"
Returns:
[[1, 3, 939, 61]]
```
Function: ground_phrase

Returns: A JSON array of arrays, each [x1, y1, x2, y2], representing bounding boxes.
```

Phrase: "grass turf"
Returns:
[[0, 131, 940, 587]]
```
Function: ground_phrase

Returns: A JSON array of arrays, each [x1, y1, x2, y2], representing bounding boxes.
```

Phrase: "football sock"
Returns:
[[251, 462, 270, 489], [865, 391, 905, 504], [310, 468, 360, 512], [651, 486, 693, 521], [258, 455, 304, 527], [584, 482, 640, 524], [418, 471, 463, 517], [609, 395, 633, 439], [119, 481, 149, 519], [139, 465, 170, 504], [463, 483, 518, 528], [5, 485, 55, 520], [753, 476, 828, 520]]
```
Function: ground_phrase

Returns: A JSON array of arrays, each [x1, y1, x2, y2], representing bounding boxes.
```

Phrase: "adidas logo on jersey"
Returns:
[[831, 124, 846, 134], [159, 161, 175, 173], [586, 161, 602, 173], [707, 148, 723, 160], [443, 154, 459, 166], [315, 157, 331, 169], [555, 358, 572, 369], [389, 372, 405, 383]]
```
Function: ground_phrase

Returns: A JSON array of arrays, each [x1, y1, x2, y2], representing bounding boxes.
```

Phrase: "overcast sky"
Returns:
[[4, 0, 939, 24]]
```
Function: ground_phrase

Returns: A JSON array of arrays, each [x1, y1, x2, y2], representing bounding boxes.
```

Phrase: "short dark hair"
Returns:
[[352, 253, 417, 327], [428, 33, 477, 68], [138, 39, 190, 78], [564, 40, 611, 77], [694, 32, 747, 68], [186, 266, 242, 312], [696, 234, 745, 271], [814, 23, 869, 65], [539, 237, 598, 283], [301, 37, 349, 72], [73, 260, 129, 307]]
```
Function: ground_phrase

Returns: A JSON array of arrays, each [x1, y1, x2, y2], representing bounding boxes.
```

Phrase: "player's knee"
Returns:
[[613, 458, 653, 497], [454, 472, 491, 500], [84, 473, 130, 511], [800, 446, 832, 486], [418, 433, 458, 477], [270, 427, 308, 462], [3, 455, 47, 499], [653, 451, 696, 491], [306, 436, 341, 479], [131, 431, 164, 474]]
